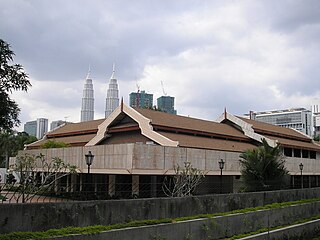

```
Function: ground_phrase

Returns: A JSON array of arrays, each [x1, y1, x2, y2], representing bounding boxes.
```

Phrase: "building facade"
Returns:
[[80, 70, 94, 122], [50, 120, 65, 131], [312, 103, 320, 138], [129, 90, 153, 109], [157, 96, 177, 114], [24, 104, 320, 198], [105, 65, 119, 118], [24, 118, 48, 139], [23, 121, 37, 137], [245, 108, 312, 137]]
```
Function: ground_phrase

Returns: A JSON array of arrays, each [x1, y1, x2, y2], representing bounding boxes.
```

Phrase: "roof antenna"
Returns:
[[86, 64, 91, 79], [224, 107, 227, 119], [111, 63, 116, 79], [161, 81, 167, 96]]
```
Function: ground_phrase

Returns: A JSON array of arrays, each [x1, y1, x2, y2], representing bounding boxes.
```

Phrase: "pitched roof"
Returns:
[[26, 105, 320, 153], [135, 108, 248, 141], [266, 135, 320, 151], [238, 117, 311, 141], [26, 119, 105, 149], [158, 131, 256, 152], [26, 134, 97, 149], [47, 119, 105, 137]]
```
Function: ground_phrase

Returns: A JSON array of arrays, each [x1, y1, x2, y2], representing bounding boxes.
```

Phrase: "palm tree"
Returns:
[[239, 138, 289, 192]]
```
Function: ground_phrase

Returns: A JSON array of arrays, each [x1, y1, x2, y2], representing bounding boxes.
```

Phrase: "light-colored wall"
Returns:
[[16, 143, 319, 176]]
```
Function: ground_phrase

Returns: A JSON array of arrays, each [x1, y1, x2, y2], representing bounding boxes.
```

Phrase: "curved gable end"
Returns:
[[86, 103, 179, 147], [216, 111, 277, 147]]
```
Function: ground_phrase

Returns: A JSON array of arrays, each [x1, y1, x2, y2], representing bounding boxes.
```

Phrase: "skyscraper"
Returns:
[[24, 118, 48, 139], [80, 68, 94, 122], [157, 96, 177, 114], [105, 64, 119, 118], [50, 120, 65, 130], [244, 108, 312, 137], [129, 91, 153, 109]]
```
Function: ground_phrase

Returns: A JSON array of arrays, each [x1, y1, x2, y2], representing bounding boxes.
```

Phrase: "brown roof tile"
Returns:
[[136, 108, 248, 140], [27, 134, 97, 149], [266, 135, 320, 151], [158, 131, 256, 152], [47, 119, 105, 137], [239, 117, 310, 141]]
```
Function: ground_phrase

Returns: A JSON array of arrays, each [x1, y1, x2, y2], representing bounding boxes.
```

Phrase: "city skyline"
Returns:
[[2, 1, 320, 131]]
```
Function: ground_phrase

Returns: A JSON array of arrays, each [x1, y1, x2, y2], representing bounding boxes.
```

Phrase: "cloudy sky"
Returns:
[[1, 0, 320, 130]]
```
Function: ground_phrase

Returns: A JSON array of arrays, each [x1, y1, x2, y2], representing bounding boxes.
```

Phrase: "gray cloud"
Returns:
[[1, 0, 320, 127]]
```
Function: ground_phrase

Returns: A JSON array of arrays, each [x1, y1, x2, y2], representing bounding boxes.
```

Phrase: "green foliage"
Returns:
[[40, 139, 70, 149], [239, 138, 289, 192], [0, 39, 31, 131], [314, 135, 320, 142], [0, 130, 37, 167]]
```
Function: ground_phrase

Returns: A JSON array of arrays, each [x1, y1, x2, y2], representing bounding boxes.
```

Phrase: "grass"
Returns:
[[225, 215, 320, 239], [1, 198, 320, 240]]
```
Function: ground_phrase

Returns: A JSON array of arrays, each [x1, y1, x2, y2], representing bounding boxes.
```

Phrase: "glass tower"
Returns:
[[105, 64, 119, 118], [80, 69, 94, 122]]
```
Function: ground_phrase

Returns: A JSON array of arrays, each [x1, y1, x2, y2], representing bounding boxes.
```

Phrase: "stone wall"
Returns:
[[47, 201, 320, 240], [1, 188, 320, 234]]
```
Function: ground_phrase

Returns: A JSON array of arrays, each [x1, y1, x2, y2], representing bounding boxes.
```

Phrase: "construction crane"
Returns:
[[161, 81, 167, 96], [136, 82, 140, 108]]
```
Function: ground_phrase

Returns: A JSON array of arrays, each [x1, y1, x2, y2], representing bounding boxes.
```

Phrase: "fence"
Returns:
[[0, 173, 314, 204]]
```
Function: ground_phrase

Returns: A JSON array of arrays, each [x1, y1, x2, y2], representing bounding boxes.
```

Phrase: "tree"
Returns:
[[2, 153, 77, 203], [0, 39, 31, 131], [314, 135, 320, 142], [162, 162, 204, 197], [0, 130, 37, 168], [239, 138, 289, 192], [41, 139, 70, 149]]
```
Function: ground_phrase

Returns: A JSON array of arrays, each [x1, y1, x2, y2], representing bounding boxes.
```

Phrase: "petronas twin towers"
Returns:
[[80, 65, 119, 122]]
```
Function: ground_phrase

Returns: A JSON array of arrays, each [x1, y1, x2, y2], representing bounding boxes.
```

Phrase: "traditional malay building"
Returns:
[[24, 101, 320, 197]]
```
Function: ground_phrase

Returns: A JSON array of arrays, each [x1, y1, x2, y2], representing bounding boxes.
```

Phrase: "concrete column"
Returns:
[[132, 175, 139, 197], [79, 174, 83, 192], [70, 174, 77, 193], [66, 175, 70, 193], [54, 173, 60, 194], [151, 176, 157, 197], [292, 176, 295, 188], [94, 175, 98, 194], [309, 176, 311, 188], [108, 175, 116, 197]]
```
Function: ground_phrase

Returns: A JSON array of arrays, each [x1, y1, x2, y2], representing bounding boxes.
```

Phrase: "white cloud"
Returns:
[[1, 0, 320, 131]]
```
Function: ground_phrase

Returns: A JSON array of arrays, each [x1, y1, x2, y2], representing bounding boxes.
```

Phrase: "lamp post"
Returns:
[[85, 151, 94, 174], [299, 163, 303, 189], [218, 159, 225, 194]]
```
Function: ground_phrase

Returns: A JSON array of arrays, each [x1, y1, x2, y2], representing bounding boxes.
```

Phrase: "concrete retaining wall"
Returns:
[[1, 188, 320, 234], [242, 219, 320, 240], [47, 201, 320, 240]]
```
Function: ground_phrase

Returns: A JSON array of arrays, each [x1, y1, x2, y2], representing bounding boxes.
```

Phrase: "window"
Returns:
[[284, 147, 292, 157], [310, 151, 316, 159], [302, 150, 309, 158], [294, 149, 301, 158]]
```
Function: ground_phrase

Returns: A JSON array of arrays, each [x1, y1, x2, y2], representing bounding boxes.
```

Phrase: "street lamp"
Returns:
[[299, 163, 303, 189], [218, 159, 225, 193], [85, 151, 94, 174]]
